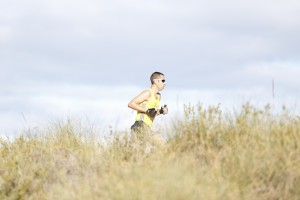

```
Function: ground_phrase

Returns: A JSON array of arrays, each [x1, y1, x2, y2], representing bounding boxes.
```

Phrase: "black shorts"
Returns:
[[130, 121, 151, 132]]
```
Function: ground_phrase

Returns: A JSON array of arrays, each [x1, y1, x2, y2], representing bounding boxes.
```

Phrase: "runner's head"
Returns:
[[150, 72, 165, 91], [150, 72, 164, 83]]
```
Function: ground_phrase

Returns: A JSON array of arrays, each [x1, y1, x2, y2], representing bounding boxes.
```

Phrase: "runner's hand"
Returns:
[[159, 105, 168, 115], [146, 108, 157, 118]]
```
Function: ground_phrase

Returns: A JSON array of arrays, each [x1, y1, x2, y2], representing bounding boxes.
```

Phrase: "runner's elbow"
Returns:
[[128, 102, 134, 109]]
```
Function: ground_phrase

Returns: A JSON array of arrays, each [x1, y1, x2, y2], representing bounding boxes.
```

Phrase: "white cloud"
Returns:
[[241, 61, 300, 95], [0, 84, 140, 134], [0, 26, 12, 43]]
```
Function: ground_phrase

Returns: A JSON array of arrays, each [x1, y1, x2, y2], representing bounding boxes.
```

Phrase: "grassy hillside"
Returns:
[[1, 103, 300, 200]]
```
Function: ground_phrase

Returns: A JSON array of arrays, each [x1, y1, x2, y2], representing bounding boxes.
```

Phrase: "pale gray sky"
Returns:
[[1, 0, 300, 136]]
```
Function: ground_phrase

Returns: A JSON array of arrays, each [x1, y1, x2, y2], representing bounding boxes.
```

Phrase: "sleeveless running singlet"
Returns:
[[135, 88, 160, 127]]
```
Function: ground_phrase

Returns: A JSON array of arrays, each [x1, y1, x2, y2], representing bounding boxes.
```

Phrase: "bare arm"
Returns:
[[128, 90, 151, 113]]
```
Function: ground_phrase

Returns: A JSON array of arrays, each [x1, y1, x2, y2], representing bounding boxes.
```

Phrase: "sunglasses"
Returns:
[[154, 79, 165, 83]]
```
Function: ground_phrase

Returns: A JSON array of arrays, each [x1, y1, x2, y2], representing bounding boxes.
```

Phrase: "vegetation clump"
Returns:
[[1, 103, 300, 199]]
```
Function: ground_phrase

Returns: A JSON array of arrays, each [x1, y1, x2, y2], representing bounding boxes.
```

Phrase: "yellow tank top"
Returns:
[[135, 88, 160, 127]]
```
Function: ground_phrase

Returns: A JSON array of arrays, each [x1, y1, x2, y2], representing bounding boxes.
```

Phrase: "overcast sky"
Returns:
[[1, 0, 300, 136]]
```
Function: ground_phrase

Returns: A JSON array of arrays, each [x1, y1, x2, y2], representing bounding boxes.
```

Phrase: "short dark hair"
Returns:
[[150, 72, 164, 84]]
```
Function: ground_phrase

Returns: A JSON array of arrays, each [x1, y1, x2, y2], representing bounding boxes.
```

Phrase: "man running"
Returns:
[[128, 72, 168, 133]]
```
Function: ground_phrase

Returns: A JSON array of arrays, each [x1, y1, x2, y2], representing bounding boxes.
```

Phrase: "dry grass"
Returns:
[[1, 103, 300, 199]]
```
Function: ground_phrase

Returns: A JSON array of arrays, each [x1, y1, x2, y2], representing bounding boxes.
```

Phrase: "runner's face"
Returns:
[[154, 76, 166, 91]]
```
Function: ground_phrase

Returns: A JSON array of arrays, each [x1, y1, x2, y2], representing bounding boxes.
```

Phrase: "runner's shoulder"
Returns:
[[140, 89, 152, 97]]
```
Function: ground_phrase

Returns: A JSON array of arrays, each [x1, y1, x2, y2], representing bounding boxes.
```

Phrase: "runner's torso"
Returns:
[[135, 88, 160, 126]]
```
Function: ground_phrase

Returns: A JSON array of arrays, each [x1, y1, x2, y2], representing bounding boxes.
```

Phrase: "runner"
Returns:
[[128, 71, 168, 135]]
